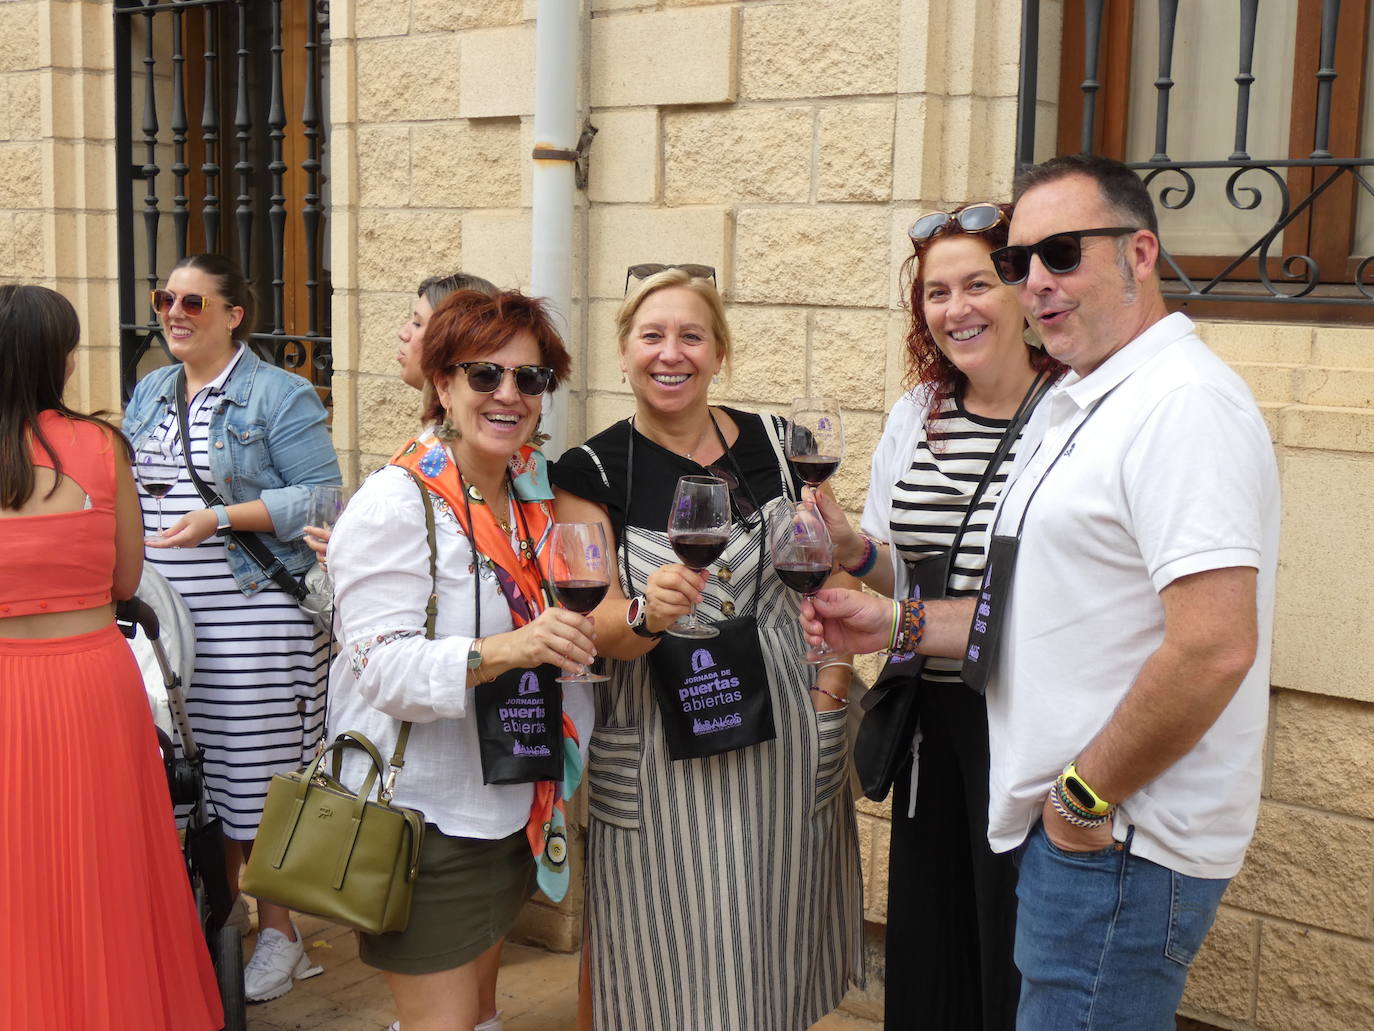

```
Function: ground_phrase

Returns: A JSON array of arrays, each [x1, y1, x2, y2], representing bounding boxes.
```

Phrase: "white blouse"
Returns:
[[326, 463, 593, 839]]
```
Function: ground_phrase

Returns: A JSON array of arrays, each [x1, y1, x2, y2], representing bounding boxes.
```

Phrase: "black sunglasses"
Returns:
[[908, 202, 1005, 244], [150, 289, 234, 317], [990, 227, 1140, 285], [451, 361, 555, 396], [624, 263, 718, 294]]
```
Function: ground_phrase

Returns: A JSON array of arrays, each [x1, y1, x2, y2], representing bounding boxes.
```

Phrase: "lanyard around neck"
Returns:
[[454, 460, 550, 637]]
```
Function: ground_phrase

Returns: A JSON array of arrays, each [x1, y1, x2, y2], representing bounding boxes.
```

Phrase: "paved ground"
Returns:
[[245, 913, 880, 1031]]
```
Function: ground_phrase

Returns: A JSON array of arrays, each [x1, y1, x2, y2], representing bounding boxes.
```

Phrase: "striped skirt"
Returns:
[[0, 625, 222, 1030]]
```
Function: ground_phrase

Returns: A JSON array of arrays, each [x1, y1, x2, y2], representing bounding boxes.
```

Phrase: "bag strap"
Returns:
[[932, 370, 1056, 589], [373, 467, 446, 799], [172, 367, 308, 602]]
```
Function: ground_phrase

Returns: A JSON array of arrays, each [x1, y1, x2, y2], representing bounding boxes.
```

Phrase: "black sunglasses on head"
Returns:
[[990, 227, 1140, 285], [451, 361, 555, 396], [908, 202, 1005, 244], [624, 263, 718, 294]]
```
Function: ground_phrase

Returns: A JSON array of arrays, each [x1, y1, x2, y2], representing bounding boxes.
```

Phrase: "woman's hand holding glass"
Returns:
[[483, 607, 597, 680]]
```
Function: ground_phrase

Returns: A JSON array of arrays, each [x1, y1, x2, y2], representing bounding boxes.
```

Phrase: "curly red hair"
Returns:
[[900, 202, 1062, 417]]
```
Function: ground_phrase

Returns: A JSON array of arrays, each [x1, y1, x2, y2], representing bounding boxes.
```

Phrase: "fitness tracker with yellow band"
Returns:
[[1060, 760, 1114, 817]]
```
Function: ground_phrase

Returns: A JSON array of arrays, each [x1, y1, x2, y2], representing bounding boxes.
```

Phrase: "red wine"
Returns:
[[788, 455, 840, 486], [142, 481, 174, 499], [774, 562, 830, 595], [553, 579, 609, 614], [670, 532, 728, 570]]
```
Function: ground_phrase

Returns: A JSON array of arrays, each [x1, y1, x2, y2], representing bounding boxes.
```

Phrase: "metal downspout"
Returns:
[[529, 0, 580, 458]]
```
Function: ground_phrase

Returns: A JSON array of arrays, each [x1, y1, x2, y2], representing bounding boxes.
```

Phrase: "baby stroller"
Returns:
[[118, 567, 247, 1031]]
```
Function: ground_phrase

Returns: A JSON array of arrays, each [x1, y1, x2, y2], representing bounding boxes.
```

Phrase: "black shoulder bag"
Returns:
[[628, 415, 776, 760], [853, 373, 1054, 802]]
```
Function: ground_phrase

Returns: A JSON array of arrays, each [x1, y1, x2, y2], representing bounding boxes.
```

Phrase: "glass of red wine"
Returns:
[[135, 438, 179, 541], [666, 475, 732, 639], [786, 396, 845, 492], [549, 522, 612, 684], [768, 499, 838, 664]]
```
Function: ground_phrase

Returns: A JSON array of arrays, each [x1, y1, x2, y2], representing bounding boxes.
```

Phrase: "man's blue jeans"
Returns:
[[1014, 821, 1229, 1031]]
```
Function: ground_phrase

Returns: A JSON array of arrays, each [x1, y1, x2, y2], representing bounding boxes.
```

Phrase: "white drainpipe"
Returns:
[[529, 0, 580, 459]]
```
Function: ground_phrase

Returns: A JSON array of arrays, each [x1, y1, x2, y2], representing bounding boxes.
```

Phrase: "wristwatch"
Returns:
[[211, 503, 232, 535], [1061, 760, 1114, 817], [466, 637, 486, 676], [626, 595, 663, 639]]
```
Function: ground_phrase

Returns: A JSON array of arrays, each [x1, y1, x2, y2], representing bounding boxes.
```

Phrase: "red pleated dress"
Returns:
[[0, 412, 222, 1030]]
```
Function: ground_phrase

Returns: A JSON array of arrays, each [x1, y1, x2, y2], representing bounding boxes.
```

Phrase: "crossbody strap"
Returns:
[[922, 370, 1055, 591], [172, 367, 307, 602]]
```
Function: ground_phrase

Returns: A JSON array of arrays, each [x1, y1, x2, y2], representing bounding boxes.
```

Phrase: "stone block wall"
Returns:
[[0, 0, 121, 416]]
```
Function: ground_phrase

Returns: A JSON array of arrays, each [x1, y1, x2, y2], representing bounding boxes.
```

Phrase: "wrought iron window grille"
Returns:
[[1016, 0, 1374, 313], [114, 0, 333, 403]]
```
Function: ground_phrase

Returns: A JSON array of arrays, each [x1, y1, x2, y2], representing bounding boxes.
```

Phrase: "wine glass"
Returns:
[[666, 475, 732, 639], [768, 499, 838, 665], [786, 397, 845, 491], [135, 438, 180, 541], [549, 522, 612, 684], [308, 485, 345, 540]]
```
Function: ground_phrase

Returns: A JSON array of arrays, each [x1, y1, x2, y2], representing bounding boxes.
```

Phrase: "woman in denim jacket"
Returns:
[[122, 253, 340, 1004]]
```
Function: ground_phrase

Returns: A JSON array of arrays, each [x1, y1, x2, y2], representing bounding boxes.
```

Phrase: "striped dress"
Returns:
[[553, 411, 863, 1031], [138, 355, 328, 841]]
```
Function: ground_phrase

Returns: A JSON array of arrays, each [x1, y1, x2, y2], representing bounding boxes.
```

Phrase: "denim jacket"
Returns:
[[122, 348, 342, 596]]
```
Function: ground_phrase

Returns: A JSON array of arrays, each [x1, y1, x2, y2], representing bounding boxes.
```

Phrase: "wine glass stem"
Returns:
[[156, 498, 164, 536]]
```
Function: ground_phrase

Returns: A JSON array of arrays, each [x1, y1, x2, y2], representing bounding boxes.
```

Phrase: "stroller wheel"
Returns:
[[213, 922, 247, 1031]]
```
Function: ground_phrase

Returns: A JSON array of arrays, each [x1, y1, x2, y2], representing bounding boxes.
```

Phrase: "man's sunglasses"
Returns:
[[624, 263, 717, 294], [990, 227, 1140, 285], [451, 361, 555, 396], [908, 202, 1005, 244], [150, 289, 234, 317]]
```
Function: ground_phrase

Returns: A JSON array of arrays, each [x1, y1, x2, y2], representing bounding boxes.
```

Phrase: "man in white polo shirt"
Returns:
[[804, 154, 1279, 1030]]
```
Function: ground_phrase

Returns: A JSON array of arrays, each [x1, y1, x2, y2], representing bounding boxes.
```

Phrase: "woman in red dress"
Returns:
[[0, 285, 222, 1030]]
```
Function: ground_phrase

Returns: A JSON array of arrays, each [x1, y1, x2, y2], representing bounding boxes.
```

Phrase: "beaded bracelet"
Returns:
[[1050, 779, 1111, 828], [893, 597, 926, 653], [841, 535, 879, 577], [809, 685, 848, 705]]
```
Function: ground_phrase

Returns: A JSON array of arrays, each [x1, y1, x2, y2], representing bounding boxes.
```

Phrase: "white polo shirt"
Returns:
[[985, 312, 1280, 879]]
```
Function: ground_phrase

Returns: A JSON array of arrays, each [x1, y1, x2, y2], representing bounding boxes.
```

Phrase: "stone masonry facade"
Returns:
[[3, 0, 1373, 1026]]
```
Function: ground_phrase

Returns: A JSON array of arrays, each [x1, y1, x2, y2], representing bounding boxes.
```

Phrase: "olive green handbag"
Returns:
[[240, 729, 425, 934], [241, 470, 440, 934]]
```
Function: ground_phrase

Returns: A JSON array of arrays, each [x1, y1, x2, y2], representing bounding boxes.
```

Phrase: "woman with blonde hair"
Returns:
[[552, 265, 863, 1030]]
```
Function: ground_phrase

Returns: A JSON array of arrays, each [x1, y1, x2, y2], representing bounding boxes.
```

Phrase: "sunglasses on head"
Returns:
[[989, 227, 1140, 285], [451, 361, 555, 396], [624, 263, 718, 295], [908, 202, 1005, 245], [150, 289, 233, 317]]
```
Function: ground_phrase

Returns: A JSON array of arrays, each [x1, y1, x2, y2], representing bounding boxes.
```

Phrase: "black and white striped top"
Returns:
[[890, 399, 1015, 682]]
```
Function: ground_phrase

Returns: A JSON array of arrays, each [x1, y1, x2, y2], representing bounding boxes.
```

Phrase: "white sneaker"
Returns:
[[244, 923, 324, 1002]]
